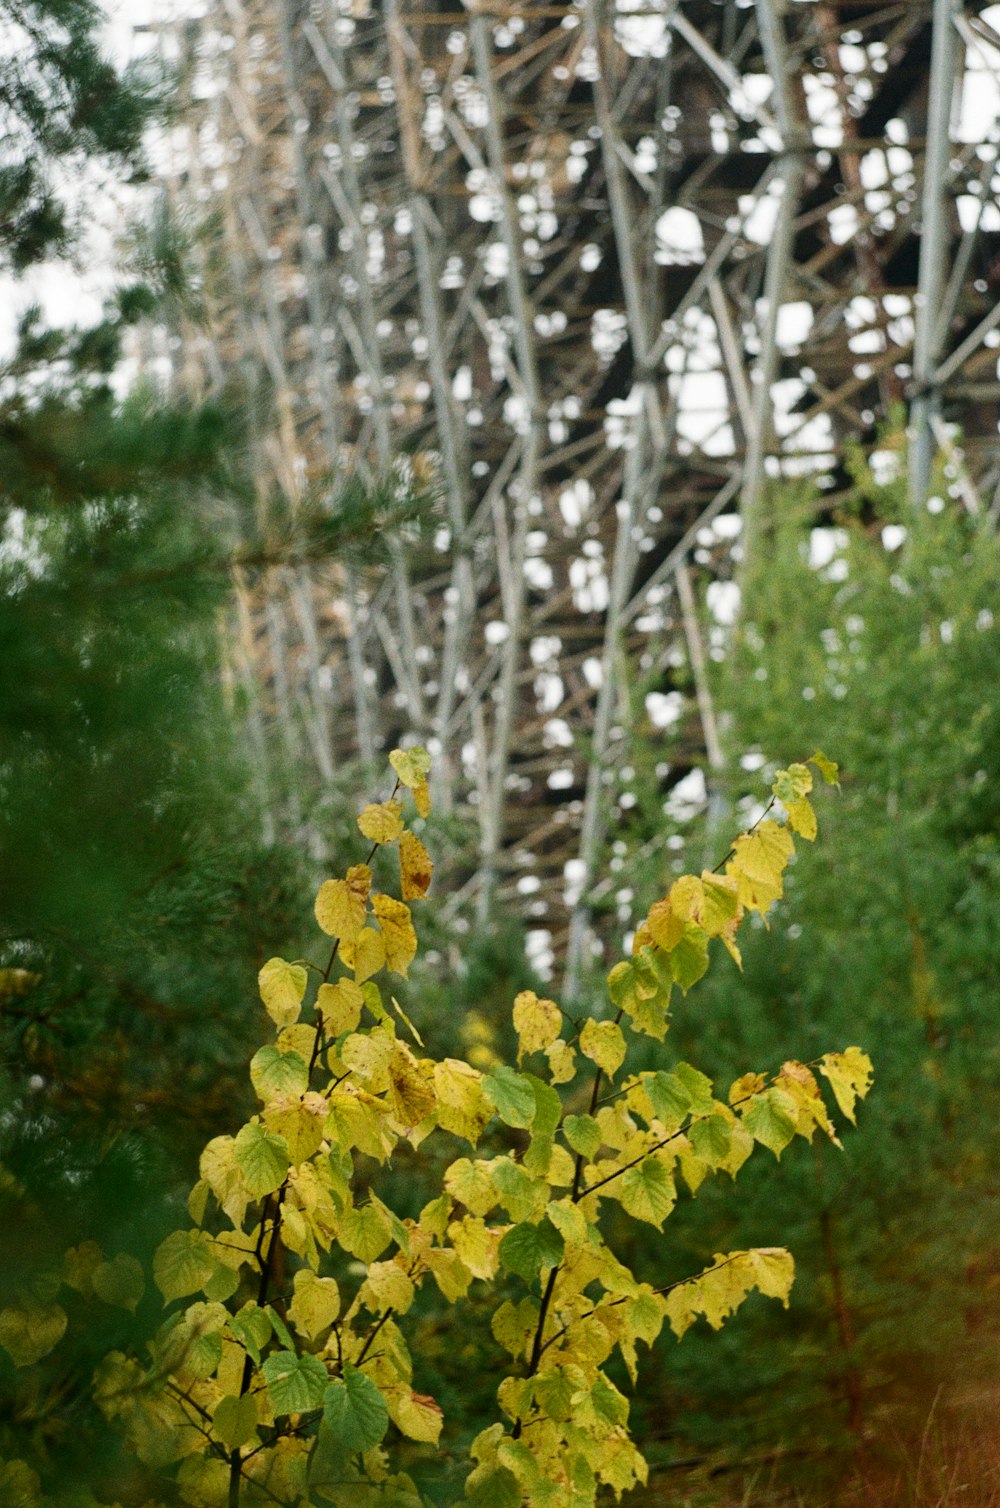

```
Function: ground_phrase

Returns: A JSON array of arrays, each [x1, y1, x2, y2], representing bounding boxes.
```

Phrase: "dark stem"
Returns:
[[227, 778, 401, 1506], [513, 1009, 621, 1438], [355, 1308, 394, 1369]]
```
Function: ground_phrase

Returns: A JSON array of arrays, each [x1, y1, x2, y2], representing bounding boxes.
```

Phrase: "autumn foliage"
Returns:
[[3, 748, 872, 1505]]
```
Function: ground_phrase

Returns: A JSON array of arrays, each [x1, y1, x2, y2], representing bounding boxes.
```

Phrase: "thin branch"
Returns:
[[537, 1252, 748, 1361], [228, 777, 402, 1505], [355, 1307, 394, 1369]]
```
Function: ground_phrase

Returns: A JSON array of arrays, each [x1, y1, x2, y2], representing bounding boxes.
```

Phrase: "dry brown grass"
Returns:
[[625, 1386, 1000, 1508]]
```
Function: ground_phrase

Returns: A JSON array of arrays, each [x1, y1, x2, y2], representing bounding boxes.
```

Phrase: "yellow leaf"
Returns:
[[388, 746, 432, 790], [314, 865, 371, 942], [0, 1457, 42, 1505], [413, 778, 431, 819], [387, 1387, 443, 1444], [670, 875, 703, 920], [434, 1058, 490, 1146], [257, 957, 306, 1029], [387, 1041, 437, 1127], [326, 1087, 395, 1162], [317, 978, 364, 1037], [444, 1156, 497, 1217], [580, 1018, 626, 1078], [276, 1023, 318, 1061], [199, 1136, 251, 1227], [512, 990, 562, 1062], [63, 1240, 103, 1296], [491, 1297, 540, 1360], [342, 1028, 395, 1093], [646, 897, 684, 952], [422, 1246, 472, 1302], [447, 1215, 502, 1281], [389, 993, 424, 1048], [772, 763, 813, 802], [288, 1270, 340, 1340], [361, 1260, 415, 1315], [699, 872, 741, 936], [545, 1198, 588, 1251], [371, 894, 417, 978], [732, 818, 793, 881], [341, 927, 386, 984], [399, 830, 433, 901], [809, 749, 840, 786], [545, 1038, 577, 1085], [358, 801, 404, 845], [263, 1091, 327, 1165], [727, 819, 794, 916], [0, 1303, 67, 1367], [819, 1047, 874, 1124], [785, 796, 817, 841], [728, 1072, 766, 1105]]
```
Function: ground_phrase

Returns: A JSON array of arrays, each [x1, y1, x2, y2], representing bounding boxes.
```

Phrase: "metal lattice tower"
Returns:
[[154, 0, 1000, 986]]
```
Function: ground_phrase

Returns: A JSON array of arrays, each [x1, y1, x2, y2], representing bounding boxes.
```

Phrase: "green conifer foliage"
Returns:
[[622, 495, 1000, 1493], [0, 0, 161, 272]]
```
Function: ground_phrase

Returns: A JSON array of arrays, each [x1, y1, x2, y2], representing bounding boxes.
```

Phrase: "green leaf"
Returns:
[[319, 1362, 388, 1453], [234, 1121, 290, 1200], [153, 1229, 217, 1304], [534, 1364, 579, 1422], [465, 1463, 522, 1508], [618, 1158, 676, 1228], [389, 745, 432, 788], [339, 1204, 392, 1263], [482, 1066, 536, 1129], [213, 1392, 259, 1450], [670, 923, 710, 994], [742, 1090, 797, 1157], [526, 1075, 561, 1143], [229, 1303, 271, 1366], [524, 1074, 562, 1175], [590, 1371, 629, 1429], [772, 763, 813, 803], [688, 1112, 733, 1169], [608, 949, 672, 1041], [262, 1349, 329, 1415], [267, 1304, 296, 1352], [250, 1045, 309, 1102], [643, 1071, 691, 1131], [563, 1114, 602, 1160], [490, 1159, 547, 1224], [92, 1253, 144, 1313], [175, 1301, 227, 1381], [498, 1218, 564, 1281], [674, 1063, 715, 1116]]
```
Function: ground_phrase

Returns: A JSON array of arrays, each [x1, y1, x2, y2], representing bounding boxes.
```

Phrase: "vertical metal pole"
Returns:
[[469, 9, 542, 923], [743, 0, 804, 568], [910, 0, 958, 506]]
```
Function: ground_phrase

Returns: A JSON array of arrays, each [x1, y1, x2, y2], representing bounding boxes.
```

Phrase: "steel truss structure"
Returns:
[[155, 0, 1000, 987]]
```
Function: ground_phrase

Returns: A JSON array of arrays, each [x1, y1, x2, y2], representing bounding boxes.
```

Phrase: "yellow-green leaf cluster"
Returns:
[[94, 750, 872, 1508]]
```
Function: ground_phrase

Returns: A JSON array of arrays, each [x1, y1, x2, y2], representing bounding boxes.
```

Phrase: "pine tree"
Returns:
[[0, 0, 160, 273]]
